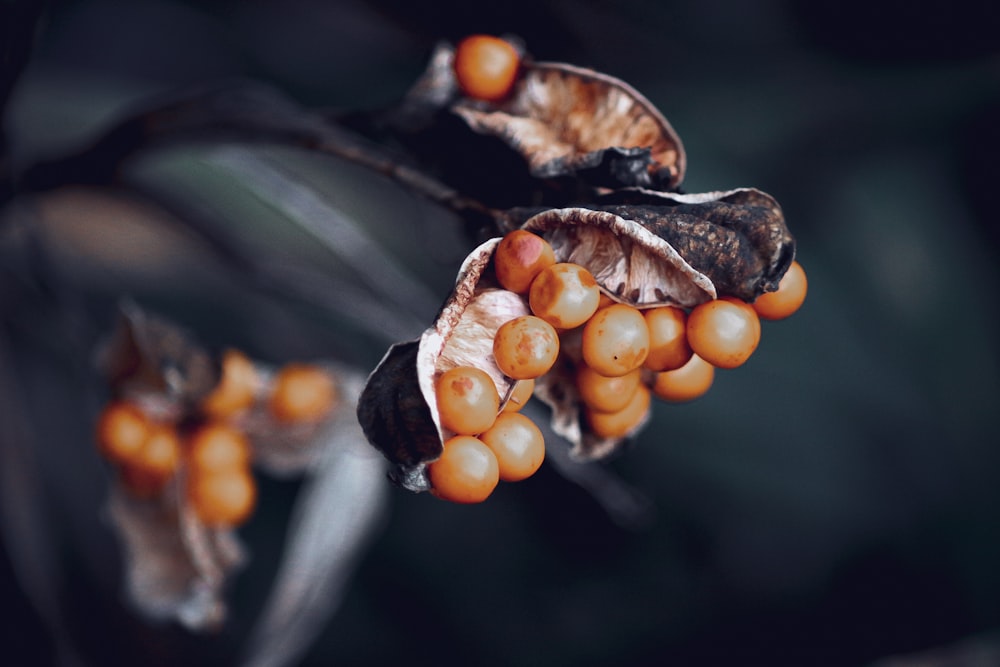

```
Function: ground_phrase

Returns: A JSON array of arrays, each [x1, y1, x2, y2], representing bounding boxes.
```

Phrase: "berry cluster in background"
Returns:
[[94, 349, 338, 527]]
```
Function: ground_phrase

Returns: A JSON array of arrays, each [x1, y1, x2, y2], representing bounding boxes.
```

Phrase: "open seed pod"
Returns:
[[508, 186, 797, 302], [358, 204, 731, 484], [373, 40, 686, 209], [450, 60, 686, 190], [95, 303, 355, 629]]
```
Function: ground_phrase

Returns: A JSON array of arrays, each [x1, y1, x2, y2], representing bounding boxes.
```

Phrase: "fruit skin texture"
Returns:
[[528, 263, 601, 330], [201, 349, 258, 418], [435, 366, 500, 435], [269, 364, 337, 423], [753, 260, 807, 320], [492, 315, 560, 380], [428, 435, 500, 503], [479, 412, 545, 482], [643, 306, 693, 372], [686, 298, 761, 369], [585, 383, 651, 439], [187, 422, 252, 472], [576, 366, 641, 413], [187, 467, 257, 526], [581, 304, 650, 377], [494, 230, 555, 294], [453, 35, 520, 102], [652, 353, 715, 402], [95, 401, 150, 464]]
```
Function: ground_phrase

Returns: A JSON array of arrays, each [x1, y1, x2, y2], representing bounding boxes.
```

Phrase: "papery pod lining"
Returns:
[[452, 61, 686, 189], [518, 207, 717, 308], [416, 238, 529, 438]]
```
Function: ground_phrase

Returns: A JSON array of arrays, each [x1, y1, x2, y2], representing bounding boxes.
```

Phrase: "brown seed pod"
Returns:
[[374, 41, 687, 209], [451, 60, 686, 190], [359, 207, 724, 479], [502, 186, 795, 303]]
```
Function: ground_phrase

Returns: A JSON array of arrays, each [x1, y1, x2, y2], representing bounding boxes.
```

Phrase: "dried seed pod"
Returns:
[[359, 207, 726, 478], [590, 187, 796, 301], [359, 239, 529, 490], [451, 60, 686, 190], [372, 41, 687, 209]]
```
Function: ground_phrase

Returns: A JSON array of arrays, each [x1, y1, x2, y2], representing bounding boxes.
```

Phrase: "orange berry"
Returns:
[[494, 230, 556, 294], [428, 435, 500, 503], [753, 260, 808, 320], [502, 378, 535, 412], [576, 365, 641, 413], [643, 306, 693, 372], [187, 422, 252, 473], [95, 401, 151, 464], [581, 303, 650, 377], [453, 35, 520, 102], [201, 349, 258, 418], [134, 423, 182, 478], [479, 412, 545, 482], [187, 467, 257, 526], [651, 353, 715, 402], [492, 315, 560, 380], [686, 298, 761, 369], [269, 364, 337, 423], [585, 383, 651, 439], [436, 366, 500, 435], [528, 263, 601, 329]]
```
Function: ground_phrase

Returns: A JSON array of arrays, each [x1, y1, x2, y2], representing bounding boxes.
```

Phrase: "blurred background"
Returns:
[[2, 0, 999, 665]]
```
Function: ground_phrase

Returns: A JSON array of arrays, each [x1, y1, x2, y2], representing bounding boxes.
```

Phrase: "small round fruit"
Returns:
[[133, 424, 182, 478], [581, 303, 650, 377], [269, 364, 337, 422], [187, 422, 252, 473], [753, 260, 808, 320], [494, 230, 556, 294], [453, 35, 520, 102], [187, 468, 257, 526], [585, 383, 651, 439], [528, 263, 601, 329], [201, 349, 258, 418], [652, 353, 715, 402], [502, 378, 535, 413], [436, 366, 500, 435], [492, 315, 560, 380], [479, 412, 545, 482], [686, 298, 761, 369], [643, 306, 693, 372], [576, 365, 641, 413], [95, 401, 150, 464], [428, 435, 500, 503]]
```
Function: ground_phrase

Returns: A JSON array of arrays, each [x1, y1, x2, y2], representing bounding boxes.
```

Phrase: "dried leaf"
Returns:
[[242, 371, 389, 667]]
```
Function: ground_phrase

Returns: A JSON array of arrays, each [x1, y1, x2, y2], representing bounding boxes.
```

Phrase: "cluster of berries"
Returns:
[[94, 350, 337, 527], [429, 230, 807, 504]]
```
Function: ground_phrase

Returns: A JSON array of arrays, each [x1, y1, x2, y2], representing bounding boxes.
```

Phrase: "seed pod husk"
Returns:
[[359, 206, 726, 478], [369, 41, 687, 209]]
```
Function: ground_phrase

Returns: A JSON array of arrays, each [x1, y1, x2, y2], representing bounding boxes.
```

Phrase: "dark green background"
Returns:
[[2, 1, 999, 665]]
